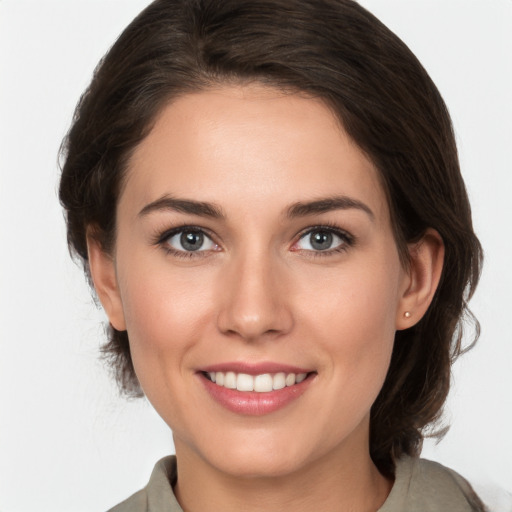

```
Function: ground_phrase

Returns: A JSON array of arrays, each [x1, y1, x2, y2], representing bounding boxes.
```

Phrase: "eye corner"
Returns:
[[153, 225, 222, 259], [292, 224, 355, 256]]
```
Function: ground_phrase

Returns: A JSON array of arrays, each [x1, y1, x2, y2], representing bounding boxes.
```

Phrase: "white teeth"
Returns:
[[273, 372, 286, 390], [285, 373, 296, 387], [254, 374, 273, 392], [206, 370, 309, 392], [236, 373, 254, 391], [224, 371, 237, 389]]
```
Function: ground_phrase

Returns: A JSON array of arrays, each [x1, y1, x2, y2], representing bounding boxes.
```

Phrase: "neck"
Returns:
[[173, 429, 392, 512]]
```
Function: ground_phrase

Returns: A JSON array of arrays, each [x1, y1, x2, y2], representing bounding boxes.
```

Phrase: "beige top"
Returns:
[[108, 455, 486, 512]]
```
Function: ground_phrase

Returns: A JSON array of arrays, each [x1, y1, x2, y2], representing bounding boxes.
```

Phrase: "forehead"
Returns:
[[122, 84, 388, 224]]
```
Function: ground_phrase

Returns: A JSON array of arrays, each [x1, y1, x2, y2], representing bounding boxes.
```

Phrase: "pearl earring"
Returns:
[[404, 311, 412, 318]]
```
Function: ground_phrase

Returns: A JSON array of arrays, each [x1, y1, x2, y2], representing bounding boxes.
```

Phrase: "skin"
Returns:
[[88, 85, 444, 512]]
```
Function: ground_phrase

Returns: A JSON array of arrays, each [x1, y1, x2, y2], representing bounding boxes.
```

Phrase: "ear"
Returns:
[[396, 228, 445, 330], [87, 232, 126, 331]]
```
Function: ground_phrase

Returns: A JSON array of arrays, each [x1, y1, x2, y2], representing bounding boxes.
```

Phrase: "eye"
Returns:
[[164, 229, 218, 253], [294, 228, 351, 253]]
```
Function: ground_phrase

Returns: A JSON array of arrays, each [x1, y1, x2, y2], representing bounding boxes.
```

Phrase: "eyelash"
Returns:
[[153, 223, 356, 259], [294, 223, 355, 257], [154, 225, 219, 259]]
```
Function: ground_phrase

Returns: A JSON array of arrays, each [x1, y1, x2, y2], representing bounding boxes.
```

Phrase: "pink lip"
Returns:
[[200, 361, 312, 375], [198, 366, 315, 416]]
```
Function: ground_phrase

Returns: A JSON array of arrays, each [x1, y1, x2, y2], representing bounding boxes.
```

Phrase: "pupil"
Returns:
[[181, 231, 203, 251], [311, 231, 332, 250]]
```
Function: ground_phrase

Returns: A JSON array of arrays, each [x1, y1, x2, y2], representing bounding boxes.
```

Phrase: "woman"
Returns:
[[59, 0, 485, 510]]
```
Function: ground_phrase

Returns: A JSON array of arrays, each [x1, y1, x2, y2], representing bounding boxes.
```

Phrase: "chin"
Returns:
[[191, 429, 320, 479], [214, 451, 308, 480]]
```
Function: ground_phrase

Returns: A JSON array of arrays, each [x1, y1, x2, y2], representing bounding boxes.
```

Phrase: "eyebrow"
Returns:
[[138, 195, 225, 219], [138, 194, 374, 222], [286, 196, 374, 221]]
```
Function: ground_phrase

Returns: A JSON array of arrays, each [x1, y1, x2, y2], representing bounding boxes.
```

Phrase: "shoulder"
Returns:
[[108, 489, 148, 512], [379, 456, 487, 512], [107, 456, 181, 512]]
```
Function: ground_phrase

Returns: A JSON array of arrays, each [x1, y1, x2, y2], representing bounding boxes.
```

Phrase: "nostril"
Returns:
[[217, 307, 293, 341]]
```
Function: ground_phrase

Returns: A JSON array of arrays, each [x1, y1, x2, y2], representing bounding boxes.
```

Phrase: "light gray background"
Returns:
[[0, 1, 511, 510]]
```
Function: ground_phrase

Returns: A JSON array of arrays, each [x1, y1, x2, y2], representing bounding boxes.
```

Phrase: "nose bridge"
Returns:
[[217, 244, 292, 341]]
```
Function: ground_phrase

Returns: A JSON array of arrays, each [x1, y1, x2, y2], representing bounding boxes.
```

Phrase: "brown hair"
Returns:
[[59, 0, 482, 477]]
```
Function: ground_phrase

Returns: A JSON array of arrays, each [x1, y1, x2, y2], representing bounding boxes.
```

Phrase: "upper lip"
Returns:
[[199, 362, 313, 375]]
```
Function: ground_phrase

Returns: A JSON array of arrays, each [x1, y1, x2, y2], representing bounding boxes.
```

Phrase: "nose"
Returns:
[[216, 251, 294, 342]]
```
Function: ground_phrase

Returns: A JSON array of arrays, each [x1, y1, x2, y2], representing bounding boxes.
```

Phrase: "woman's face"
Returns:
[[103, 85, 411, 477]]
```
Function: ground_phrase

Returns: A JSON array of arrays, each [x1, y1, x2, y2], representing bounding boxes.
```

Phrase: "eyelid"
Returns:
[[291, 224, 355, 253], [152, 223, 354, 257], [153, 224, 221, 257], [154, 224, 215, 244]]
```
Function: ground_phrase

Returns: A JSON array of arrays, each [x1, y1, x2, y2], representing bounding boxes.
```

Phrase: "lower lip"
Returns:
[[199, 373, 314, 416]]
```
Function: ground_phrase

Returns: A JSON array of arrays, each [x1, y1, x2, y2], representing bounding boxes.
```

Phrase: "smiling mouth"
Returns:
[[203, 371, 311, 392]]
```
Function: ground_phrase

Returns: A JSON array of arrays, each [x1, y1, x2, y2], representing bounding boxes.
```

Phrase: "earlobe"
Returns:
[[87, 232, 126, 331], [396, 228, 445, 330]]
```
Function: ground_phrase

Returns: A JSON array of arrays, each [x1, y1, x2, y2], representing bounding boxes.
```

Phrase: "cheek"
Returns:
[[115, 255, 216, 381], [299, 254, 402, 379]]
